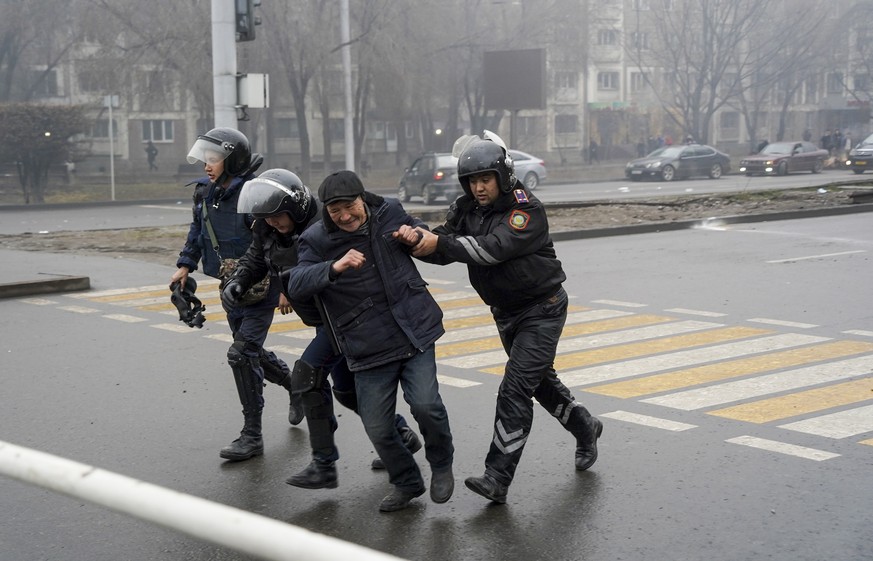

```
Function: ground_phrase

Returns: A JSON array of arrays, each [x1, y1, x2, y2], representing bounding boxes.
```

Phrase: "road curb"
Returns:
[[0, 275, 91, 299], [3, 201, 871, 299], [550, 201, 873, 241]]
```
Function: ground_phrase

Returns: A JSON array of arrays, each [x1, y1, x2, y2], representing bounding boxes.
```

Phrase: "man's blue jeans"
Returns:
[[354, 345, 454, 493]]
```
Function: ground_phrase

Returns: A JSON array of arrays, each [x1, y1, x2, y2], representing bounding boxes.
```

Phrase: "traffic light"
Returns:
[[236, 0, 261, 42]]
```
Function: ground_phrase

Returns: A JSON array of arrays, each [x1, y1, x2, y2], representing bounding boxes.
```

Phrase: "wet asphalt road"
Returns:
[[1, 213, 872, 560]]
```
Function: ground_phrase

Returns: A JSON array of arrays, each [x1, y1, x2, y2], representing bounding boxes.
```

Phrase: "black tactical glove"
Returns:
[[221, 279, 246, 308]]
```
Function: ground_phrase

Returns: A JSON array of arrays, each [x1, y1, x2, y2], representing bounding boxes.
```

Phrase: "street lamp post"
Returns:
[[104, 95, 119, 201]]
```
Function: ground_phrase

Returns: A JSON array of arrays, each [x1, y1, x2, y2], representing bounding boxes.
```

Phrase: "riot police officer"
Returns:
[[171, 129, 304, 463], [397, 132, 603, 504]]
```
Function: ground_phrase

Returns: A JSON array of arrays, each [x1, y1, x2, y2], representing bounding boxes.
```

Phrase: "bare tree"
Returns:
[[259, 0, 340, 184], [727, 0, 828, 149], [626, 0, 775, 144], [88, 0, 213, 122], [0, 0, 92, 102], [0, 103, 89, 203]]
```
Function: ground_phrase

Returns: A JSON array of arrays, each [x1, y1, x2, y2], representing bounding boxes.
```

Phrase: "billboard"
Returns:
[[483, 48, 547, 110]]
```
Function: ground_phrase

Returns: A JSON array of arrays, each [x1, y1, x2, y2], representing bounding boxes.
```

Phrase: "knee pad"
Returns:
[[227, 340, 259, 368], [291, 360, 328, 406]]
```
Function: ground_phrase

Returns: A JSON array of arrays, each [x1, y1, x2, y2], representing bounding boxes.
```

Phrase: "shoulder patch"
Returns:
[[508, 210, 531, 230], [513, 189, 529, 203]]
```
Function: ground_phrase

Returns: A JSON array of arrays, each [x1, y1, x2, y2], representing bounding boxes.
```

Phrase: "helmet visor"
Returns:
[[186, 137, 233, 165], [237, 176, 299, 218]]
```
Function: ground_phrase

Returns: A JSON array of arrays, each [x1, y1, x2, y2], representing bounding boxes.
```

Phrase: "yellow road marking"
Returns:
[[268, 319, 311, 333], [546, 326, 770, 374], [92, 288, 171, 302], [439, 314, 674, 359], [437, 296, 486, 310], [586, 340, 873, 398], [708, 376, 873, 423]]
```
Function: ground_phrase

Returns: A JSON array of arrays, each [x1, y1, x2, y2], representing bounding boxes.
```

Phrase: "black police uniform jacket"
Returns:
[[232, 203, 323, 326], [425, 182, 566, 313], [176, 174, 255, 278], [288, 193, 444, 372]]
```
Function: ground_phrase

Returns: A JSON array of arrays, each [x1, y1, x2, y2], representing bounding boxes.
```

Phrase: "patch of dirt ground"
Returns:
[[0, 187, 868, 267]]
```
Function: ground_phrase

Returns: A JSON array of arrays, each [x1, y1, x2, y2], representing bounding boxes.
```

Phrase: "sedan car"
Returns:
[[508, 149, 547, 190], [845, 132, 873, 174], [397, 152, 461, 205], [739, 141, 827, 176], [624, 144, 730, 181]]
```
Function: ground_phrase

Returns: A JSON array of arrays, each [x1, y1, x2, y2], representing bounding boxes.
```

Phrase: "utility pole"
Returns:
[[341, 0, 355, 171], [212, 0, 238, 129], [581, 0, 590, 164]]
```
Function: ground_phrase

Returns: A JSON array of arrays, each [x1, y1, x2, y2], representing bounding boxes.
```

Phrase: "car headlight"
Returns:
[[647, 161, 662, 169]]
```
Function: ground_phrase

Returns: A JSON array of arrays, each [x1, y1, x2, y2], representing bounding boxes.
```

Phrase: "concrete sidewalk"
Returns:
[[0, 250, 91, 299]]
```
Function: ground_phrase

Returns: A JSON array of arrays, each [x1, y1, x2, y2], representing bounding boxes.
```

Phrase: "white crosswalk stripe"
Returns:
[[439, 320, 722, 369], [23, 280, 873, 458], [641, 355, 873, 411], [561, 333, 829, 386]]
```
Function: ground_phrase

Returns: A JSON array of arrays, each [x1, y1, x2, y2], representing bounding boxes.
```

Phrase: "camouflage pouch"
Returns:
[[218, 258, 270, 306]]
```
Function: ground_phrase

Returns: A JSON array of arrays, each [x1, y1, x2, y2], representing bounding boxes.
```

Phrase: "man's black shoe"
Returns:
[[575, 416, 603, 471], [430, 468, 454, 503], [285, 461, 338, 489], [464, 474, 508, 504], [371, 425, 423, 470], [378, 486, 425, 512]]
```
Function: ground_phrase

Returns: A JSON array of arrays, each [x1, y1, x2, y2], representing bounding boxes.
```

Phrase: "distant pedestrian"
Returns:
[[636, 139, 646, 157], [146, 140, 159, 171], [820, 130, 832, 153], [802, 128, 812, 142], [831, 129, 843, 157], [588, 139, 599, 164], [64, 161, 76, 185]]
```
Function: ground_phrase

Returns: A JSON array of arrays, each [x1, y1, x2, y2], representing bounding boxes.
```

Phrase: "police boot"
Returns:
[[464, 474, 508, 504], [286, 460, 338, 489], [221, 343, 265, 461], [260, 350, 304, 426], [575, 416, 604, 471], [287, 379, 339, 489], [220, 410, 264, 461]]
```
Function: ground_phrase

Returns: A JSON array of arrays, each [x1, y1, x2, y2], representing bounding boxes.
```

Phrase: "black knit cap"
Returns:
[[318, 170, 364, 204]]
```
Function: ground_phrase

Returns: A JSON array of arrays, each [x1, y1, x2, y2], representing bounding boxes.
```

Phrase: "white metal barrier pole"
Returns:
[[0, 440, 407, 561]]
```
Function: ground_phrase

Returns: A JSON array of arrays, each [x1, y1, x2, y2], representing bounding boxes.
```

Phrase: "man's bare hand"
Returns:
[[277, 293, 294, 315], [394, 225, 437, 257], [393, 225, 422, 246], [332, 248, 366, 274], [410, 229, 438, 257]]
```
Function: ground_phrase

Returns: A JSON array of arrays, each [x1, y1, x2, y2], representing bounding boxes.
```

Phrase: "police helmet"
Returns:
[[457, 140, 517, 194], [237, 168, 316, 226], [186, 127, 252, 176]]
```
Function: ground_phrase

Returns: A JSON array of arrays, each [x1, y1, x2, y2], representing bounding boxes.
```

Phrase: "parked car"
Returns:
[[845, 133, 873, 174], [397, 152, 461, 205], [624, 144, 730, 181], [739, 141, 827, 176], [508, 149, 547, 190]]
